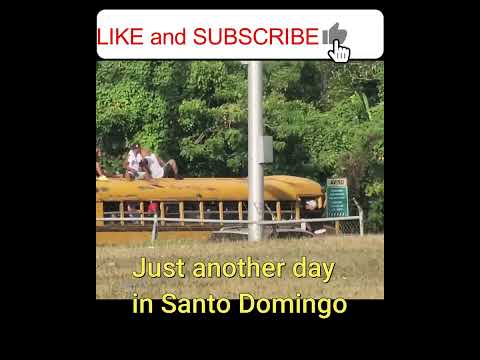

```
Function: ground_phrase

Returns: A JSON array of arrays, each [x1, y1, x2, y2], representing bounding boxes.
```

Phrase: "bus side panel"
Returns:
[[96, 230, 212, 245]]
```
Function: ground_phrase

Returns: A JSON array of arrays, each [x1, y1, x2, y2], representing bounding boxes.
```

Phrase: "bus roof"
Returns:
[[96, 175, 324, 202]]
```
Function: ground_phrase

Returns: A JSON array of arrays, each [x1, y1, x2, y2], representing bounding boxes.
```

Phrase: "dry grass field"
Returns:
[[96, 235, 384, 299]]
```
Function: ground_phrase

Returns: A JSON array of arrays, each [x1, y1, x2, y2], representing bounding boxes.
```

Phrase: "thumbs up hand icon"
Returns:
[[328, 39, 351, 63], [328, 23, 347, 44], [324, 23, 350, 62]]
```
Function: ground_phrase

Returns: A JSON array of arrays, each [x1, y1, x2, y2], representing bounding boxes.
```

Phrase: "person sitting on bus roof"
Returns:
[[96, 147, 108, 181], [139, 159, 152, 180], [141, 148, 183, 180], [124, 144, 148, 181]]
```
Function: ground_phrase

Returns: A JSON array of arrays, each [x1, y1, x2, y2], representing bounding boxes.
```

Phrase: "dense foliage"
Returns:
[[96, 60, 384, 232]]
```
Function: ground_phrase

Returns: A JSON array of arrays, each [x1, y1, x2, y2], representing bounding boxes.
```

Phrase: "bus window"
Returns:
[[165, 202, 180, 224], [223, 201, 239, 221], [301, 198, 324, 218], [205, 201, 220, 220], [126, 202, 141, 225], [103, 202, 121, 225], [144, 201, 159, 217], [184, 202, 200, 220], [281, 201, 296, 220]]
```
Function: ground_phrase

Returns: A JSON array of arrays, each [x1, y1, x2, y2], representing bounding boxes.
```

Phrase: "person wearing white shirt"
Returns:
[[141, 148, 183, 180], [124, 144, 147, 180], [144, 153, 165, 179]]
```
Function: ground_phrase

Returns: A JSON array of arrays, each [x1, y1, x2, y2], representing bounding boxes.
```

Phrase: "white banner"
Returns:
[[97, 9, 384, 59]]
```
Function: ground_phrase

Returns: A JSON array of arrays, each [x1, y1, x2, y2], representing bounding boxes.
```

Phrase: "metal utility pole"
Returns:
[[247, 61, 264, 242]]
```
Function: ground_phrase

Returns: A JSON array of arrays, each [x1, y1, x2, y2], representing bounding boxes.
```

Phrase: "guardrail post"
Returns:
[[151, 213, 158, 245]]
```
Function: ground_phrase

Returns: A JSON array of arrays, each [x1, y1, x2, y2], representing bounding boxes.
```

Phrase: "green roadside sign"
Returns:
[[327, 178, 349, 217]]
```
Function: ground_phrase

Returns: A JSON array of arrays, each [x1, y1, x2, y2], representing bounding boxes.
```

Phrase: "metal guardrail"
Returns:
[[97, 216, 364, 244]]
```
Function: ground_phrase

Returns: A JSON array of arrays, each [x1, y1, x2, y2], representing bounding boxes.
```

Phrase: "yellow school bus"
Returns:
[[96, 175, 325, 245]]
